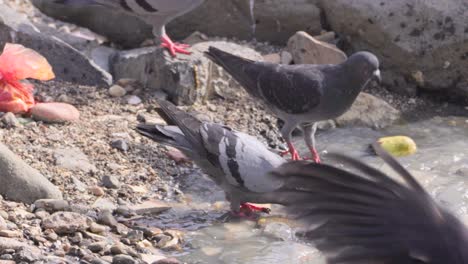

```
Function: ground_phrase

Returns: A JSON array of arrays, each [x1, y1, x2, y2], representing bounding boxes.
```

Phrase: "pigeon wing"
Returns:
[[269, 150, 468, 263]]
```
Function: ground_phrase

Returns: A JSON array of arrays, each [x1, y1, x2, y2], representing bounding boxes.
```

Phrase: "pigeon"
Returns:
[[136, 99, 288, 216], [269, 143, 468, 264], [53, 0, 205, 57], [205, 47, 381, 162]]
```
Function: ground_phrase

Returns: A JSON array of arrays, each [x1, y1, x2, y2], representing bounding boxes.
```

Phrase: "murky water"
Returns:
[[142, 115, 468, 263]]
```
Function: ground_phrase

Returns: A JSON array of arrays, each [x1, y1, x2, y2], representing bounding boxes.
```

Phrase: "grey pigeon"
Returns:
[[205, 47, 381, 162], [136, 99, 288, 216], [270, 144, 468, 264], [54, 0, 205, 57]]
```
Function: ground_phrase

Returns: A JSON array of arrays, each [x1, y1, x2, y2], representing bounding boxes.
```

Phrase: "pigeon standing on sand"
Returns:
[[270, 144, 468, 264], [205, 47, 381, 162], [53, 0, 205, 57], [136, 99, 288, 216]]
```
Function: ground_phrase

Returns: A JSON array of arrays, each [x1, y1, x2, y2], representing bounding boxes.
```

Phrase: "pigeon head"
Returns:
[[346, 51, 381, 84]]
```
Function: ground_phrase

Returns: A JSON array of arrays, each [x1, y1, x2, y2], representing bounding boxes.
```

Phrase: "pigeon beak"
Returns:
[[372, 69, 382, 84]]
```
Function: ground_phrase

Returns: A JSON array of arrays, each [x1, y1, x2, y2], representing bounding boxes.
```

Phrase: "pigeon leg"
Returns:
[[302, 123, 321, 163], [160, 34, 192, 57], [240, 203, 271, 214], [279, 122, 301, 160]]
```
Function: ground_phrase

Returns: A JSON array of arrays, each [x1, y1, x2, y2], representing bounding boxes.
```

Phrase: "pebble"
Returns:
[[34, 210, 50, 220], [41, 212, 90, 234], [34, 199, 69, 213], [69, 232, 83, 244], [72, 177, 87, 192], [125, 230, 144, 244], [130, 200, 171, 215], [112, 254, 137, 264], [43, 229, 58, 241], [89, 222, 108, 234], [98, 210, 118, 228], [89, 186, 105, 196], [153, 258, 182, 264], [88, 242, 107, 253], [126, 95, 142, 105], [110, 139, 129, 152], [0, 113, 20, 128], [109, 85, 127, 97], [0, 230, 22, 238], [102, 175, 121, 189], [0, 216, 6, 230], [30, 103, 80, 123]]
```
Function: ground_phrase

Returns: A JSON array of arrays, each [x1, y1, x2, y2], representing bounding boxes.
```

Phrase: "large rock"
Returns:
[[319, 0, 468, 97], [287, 31, 347, 64], [335, 92, 401, 129], [32, 0, 322, 46], [0, 0, 111, 86], [0, 143, 62, 204], [111, 41, 263, 105]]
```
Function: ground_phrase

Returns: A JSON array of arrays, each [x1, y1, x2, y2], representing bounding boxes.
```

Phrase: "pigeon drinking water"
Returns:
[[136, 99, 288, 217], [205, 47, 381, 162], [54, 0, 205, 57], [270, 144, 468, 263]]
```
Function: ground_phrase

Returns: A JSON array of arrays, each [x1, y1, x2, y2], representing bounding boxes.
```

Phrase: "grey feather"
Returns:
[[269, 145, 468, 264]]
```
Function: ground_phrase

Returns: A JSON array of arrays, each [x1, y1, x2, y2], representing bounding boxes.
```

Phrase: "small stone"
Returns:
[[110, 139, 129, 152], [112, 254, 137, 264], [91, 258, 112, 264], [125, 230, 144, 243], [44, 229, 58, 241], [42, 212, 90, 234], [110, 244, 127, 255], [88, 242, 107, 253], [56, 94, 72, 103], [89, 222, 108, 234], [54, 147, 97, 173], [92, 198, 117, 212], [34, 199, 69, 213], [130, 200, 171, 215], [0, 260, 15, 264], [126, 95, 142, 105], [34, 210, 50, 222], [115, 205, 135, 218], [0, 230, 22, 238], [1, 113, 20, 128], [69, 232, 83, 244], [153, 258, 182, 264], [0, 216, 6, 230], [109, 85, 127, 97], [102, 175, 121, 189], [30, 103, 80, 123], [98, 210, 118, 228], [72, 177, 87, 192], [89, 186, 105, 196]]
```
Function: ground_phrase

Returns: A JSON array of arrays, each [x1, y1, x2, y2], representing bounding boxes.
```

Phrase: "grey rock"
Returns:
[[0, 216, 6, 230], [102, 175, 121, 189], [34, 199, 69, 213], [1, 113, 20, 128], [0, 143, 62, 204], [112, 254, 137, 264], [334, 93, 401, 129], [15, 247, 43, 263], [0, 237, 42, 259], [98, 210, 118, 229], [110, 139, 129, 152], [112, 41, 262, 105], [126, 95, 142, 105], [92, 198, 117, 212], [0, 0, 111, 86], [41, 212, 90, 235], [109, 85, 127, 98], [152, 258, 181, 264], [72, 176, 87, 192], [53, 148, 97, 173], [88, 242, 107, 253], [125, 230, 144, 244], [287, 31, 347, 65], [32, 0, 321, 46], [321, 0, 468, 97]]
